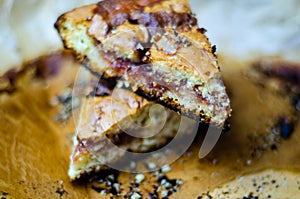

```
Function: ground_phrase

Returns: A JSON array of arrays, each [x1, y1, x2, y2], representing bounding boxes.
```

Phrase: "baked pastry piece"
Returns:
[[55, 0, 231, 126], [69, 82, 190, 180]]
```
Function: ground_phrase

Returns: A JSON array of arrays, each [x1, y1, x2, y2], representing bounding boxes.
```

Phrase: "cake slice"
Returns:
[[55, 0, 231, 126], [69, 82, 193, 180]]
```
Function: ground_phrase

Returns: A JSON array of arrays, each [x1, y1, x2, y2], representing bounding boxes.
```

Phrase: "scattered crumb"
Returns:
[[161, 165, 171, 173], [135, 174, 145, 184], [55, 180, 68, 199], [130, 192, 142, 199], [89, 165, 182, 199], [146, 162, 157, 170]]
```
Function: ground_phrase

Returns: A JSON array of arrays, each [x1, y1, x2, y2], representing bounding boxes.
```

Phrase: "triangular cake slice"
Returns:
[[69, 83, 190, 180], [55, 0, 231, 126]]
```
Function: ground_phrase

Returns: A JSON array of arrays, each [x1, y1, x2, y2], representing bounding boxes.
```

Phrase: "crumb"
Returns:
[[55, 187, 67, 198], [135, 174, 145, 184], [130, 192, 142, 199], [247, 160, 253, 165], [146, 162, 157, 170], [161, 165, 171, 173]]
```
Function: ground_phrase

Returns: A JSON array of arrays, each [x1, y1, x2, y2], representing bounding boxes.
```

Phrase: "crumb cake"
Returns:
[[69, 83, 192, 180], [55, 0, 231, 126]]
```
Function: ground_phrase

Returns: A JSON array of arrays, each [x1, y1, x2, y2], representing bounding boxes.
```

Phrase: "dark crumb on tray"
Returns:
[[86, 165, 181, 198], [0, 191, 9, 199], [55, 181, 68, 199]]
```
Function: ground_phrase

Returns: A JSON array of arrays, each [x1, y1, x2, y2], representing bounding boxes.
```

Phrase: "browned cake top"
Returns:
[[86, 0, 219, 81], [93, 0, 197, 28]]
